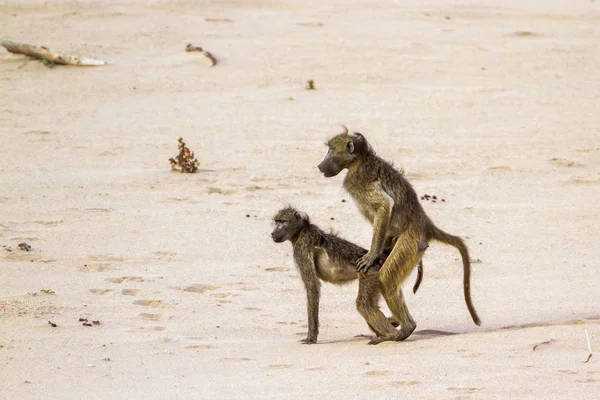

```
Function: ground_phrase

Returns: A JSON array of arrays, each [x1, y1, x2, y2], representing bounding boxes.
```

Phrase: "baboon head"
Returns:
[[271, 206, 309, 243], [318, 126, 368, 177]]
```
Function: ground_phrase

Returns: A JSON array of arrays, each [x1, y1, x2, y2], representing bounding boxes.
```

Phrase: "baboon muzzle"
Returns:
[[318, 161, 337, 177]]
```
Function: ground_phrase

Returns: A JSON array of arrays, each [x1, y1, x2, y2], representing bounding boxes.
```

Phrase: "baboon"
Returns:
[[271, 206, 425, 344], [318, 126, 481, 341]]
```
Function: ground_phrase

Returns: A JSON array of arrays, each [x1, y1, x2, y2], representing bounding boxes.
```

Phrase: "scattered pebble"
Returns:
[[93, 320, 100, 325], [18, 242, 31, 251], [341, 199, 346, 203], [330, 217, 335, 220], [420, 194, 445, 203], [246, 214, 250, 218], [79, 318, 88, 322], [48, 321, 57, 328], [83, 322, 92, 327]]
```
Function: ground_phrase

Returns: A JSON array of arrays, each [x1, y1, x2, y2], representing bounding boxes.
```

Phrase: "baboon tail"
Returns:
[[430, 226, 482, 326]]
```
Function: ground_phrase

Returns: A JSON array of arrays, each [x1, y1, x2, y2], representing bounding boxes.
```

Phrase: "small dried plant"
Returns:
[[169, 137, 200, 173]]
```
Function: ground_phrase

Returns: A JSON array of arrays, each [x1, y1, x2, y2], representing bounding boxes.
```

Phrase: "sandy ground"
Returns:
[[1, 0, 599, 398]]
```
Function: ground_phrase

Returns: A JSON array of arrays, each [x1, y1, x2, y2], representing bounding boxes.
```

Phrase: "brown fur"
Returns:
[[271, 206, 422, 344], [318, 128, 481, 342]]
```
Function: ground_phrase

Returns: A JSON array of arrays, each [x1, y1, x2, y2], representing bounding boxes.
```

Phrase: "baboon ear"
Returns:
[[294, 211, 309, 221], [346, 140, 355, 154], [350, 133, 366, 154]]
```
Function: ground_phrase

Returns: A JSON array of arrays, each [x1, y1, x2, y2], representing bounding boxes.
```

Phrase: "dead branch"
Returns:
[[1, 40, 106, 66], [533, 337, 555, 351], [185, 43, 217, 67], [583, 329, 593, 363]]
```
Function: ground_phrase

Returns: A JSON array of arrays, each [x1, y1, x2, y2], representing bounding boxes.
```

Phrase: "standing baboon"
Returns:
[[271, 206, 424, 344], [318, 127, 481, 341]]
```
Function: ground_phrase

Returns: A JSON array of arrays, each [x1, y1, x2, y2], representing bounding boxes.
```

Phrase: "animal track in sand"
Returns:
[[558, 370, 578, 375], [265, 267, 286, 272], [549, 157, 583, 168], [78, 263, 111, 272], [122, 289, 142, 296], [488, 165, 512, 172], [391, 381, 421, 387], [88, 289, 114, 295], [152, 251, 177, 261], [364, 370, 395, 376], [90, 254, 127, 262], [159, 197, 195, 204], [85, 208, 112, 212], [138, 313, 162, 321], [569, 175, 599, 185], [207, 187, 235, 195], [106, 276, 151, 284], [461, 352, 483, 359], [128, 326, 166, 332], [171, 284, 219, 293], [133, 300, 168, 308], [209, 292, 237, 299], [244, 307, 263, 311], [33, 220, 63, 226], [23, 130, 51, 136], [267, 364, 294, 369], [185, 345, 217, 350], [447, 387, 480, 393]]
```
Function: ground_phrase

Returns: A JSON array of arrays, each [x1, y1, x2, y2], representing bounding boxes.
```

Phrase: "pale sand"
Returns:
[[1, 0, 599, 398]]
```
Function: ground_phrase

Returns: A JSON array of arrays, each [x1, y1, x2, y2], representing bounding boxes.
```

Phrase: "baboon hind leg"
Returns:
[[379, 232, 424, 341], [382, 286, 416, 341], [356, 272, 402, 345]]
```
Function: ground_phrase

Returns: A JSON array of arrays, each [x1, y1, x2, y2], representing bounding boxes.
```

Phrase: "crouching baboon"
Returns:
[[318, 127, 481, 341], [271, 206, 424, 344]]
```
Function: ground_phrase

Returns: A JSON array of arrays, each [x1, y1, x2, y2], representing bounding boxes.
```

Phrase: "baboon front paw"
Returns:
[[368, 338, 385, 345], [300, 337, 317, 344], [356, 253, 377, 273]]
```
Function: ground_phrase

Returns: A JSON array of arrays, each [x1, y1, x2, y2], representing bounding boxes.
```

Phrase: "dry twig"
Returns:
[[533, 337, 555, 351], [185, 43, 217, 67], [583, 329, 593, 363], [2, 40, 106, 66]]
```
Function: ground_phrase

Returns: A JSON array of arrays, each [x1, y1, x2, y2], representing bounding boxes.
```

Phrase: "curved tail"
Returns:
[[430, 225, 481, 326]]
